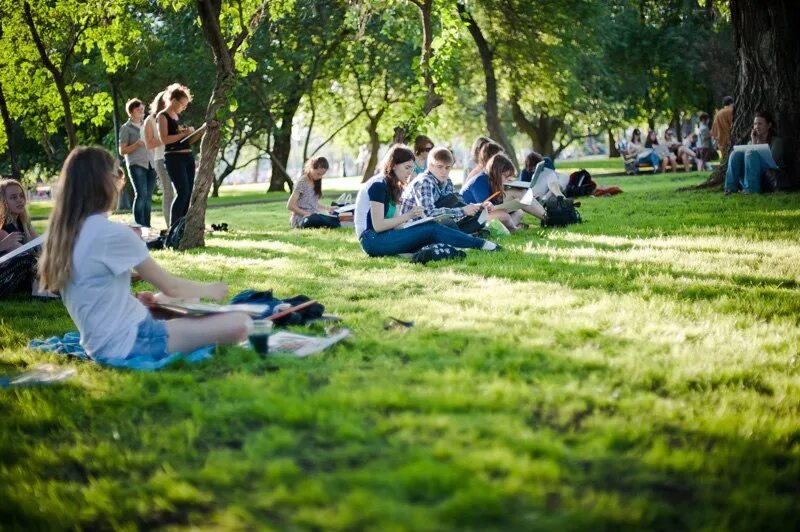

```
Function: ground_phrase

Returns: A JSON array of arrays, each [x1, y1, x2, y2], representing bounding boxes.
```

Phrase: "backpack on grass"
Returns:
[[564, 169, 597, 198], [164, 217, 187, 250], [541, 196, 582, 227]]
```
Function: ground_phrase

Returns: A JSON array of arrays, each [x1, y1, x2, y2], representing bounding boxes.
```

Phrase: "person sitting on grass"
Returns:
[[38, 146, 252, 363], [463, 135, 491, 181], [354, 144, 500, 257], [519, 151, 555, 182], [412, 135, 434, 176], [400, 146, 482, 226], [462, 153, 546, 233], [461, 140, 504, 194], [287, 156, 338, 229], [626, 128, 661, 173], [0, 178, 54, 299], [724, 110, 784, 195]]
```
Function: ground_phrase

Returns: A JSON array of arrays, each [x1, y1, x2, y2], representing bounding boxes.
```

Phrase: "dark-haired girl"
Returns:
[[354, 145, 499, 256]]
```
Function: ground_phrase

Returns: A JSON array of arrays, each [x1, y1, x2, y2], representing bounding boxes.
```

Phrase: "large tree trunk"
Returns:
[[267, 99, 301, 192], [510, 97, 562, 158], [0, 80, 20, 178], [180, 0, 268, 249], [362, 115, 382, 182], [458, 2, 517, 164], [684, 0, 800, 191], [608, 129, 620, 158]]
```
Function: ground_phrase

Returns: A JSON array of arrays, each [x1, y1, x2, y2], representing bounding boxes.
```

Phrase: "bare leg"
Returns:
[[488, 210, 517, 232], [165, 312, 253, 353]]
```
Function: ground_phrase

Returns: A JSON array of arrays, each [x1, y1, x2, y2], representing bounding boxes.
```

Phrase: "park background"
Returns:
[[2, 1, 800, 530]]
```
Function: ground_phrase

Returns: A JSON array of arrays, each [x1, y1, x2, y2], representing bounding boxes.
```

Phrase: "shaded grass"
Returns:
[[2, 171, 800, 530]]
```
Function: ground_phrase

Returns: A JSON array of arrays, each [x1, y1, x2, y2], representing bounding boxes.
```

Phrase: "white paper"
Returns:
[[269, 329, 351, 357], [335, 204, 356, 214], [732, 143, 777, 169], [0, 235, 44, 265], [504, 180, 531, 189]]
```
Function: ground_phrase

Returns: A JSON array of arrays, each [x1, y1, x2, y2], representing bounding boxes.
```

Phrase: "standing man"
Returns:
[[711, 96, 734, 160], [119, 98, 157, 229]]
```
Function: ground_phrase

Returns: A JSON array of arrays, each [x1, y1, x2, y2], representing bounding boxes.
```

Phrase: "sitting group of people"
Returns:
[[286, 135, 577, 256]]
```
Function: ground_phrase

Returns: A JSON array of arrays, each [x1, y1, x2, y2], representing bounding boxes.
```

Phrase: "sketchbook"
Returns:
[[732, 143, 777, 168], [0, 235, 44, 265], [504, 180, 531, 189], [492, 199, 526, 212], [402, 214, 450, 229], [334, 204, 356, 214], [179, 123, 207, 144], [154, 301, 270, 317]]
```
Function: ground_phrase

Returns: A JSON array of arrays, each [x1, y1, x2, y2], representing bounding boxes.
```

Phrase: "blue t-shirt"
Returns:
[[519, 168, 534, 182], [461, 171, 491, 203]]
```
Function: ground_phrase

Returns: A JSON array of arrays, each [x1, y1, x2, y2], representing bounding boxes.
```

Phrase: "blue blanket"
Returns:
[[28, 332, 214, 371]]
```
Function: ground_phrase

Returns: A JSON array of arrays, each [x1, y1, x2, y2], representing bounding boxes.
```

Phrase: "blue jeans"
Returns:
[[128, 164, 156, 227], [125, 314, 169, 360], [725, 150, 765, 193], [637, 151, 661, 171], [165, 152, 196, 223], [359, 223, 486, 257]]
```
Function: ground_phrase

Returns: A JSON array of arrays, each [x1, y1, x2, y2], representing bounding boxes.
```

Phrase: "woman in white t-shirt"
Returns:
[[144, 90, 174, 227], [38, 146, 252, 362]]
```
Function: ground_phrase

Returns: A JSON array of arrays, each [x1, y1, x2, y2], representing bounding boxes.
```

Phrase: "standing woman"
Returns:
[[144, 91, 174, 227], [354, 145, 499, 257], [158, 84, 196, 224]]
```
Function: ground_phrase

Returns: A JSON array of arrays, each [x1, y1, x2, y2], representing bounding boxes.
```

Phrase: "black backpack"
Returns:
[[164, 217, 187, 249], [564, 169, 597, 198], [542, 196, 582, 227]]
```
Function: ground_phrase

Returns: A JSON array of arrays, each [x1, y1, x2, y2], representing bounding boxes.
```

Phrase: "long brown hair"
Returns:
[[149, 90, 166, 118], [381, 145, 414, 204], [470, 136, 491, 163], [486, 153, 516, 200], [478, 141, 503, 168], [0, 179, 34, 242], [39, 146, 120, 291], [303, 156, 329, 197]]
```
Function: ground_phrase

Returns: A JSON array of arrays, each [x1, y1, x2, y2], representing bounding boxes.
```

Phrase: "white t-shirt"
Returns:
[[144, 115, 164, 161], [354, 174, 384, 238], [531, 168, 569, 200], [62, 214, 150, 359]]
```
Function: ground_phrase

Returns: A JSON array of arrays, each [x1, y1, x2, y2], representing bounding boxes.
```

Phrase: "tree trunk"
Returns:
[[23, 1, 77, 151], [608, 129, 620, 158], [684, 0, 800, 191], [0, 80, 20, 178], [730, 0, 798, 180], [180, 0, 268, 249], [457, 2, 517, 163], [362, 117, 381, 182], [267, 99, 301, 192]]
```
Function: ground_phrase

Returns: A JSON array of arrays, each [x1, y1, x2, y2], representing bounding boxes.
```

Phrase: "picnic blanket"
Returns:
[[28, 332, 214, 371]]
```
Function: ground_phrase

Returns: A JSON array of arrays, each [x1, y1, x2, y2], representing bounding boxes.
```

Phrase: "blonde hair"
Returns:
[[39, 146, 120, 291], [0, 179, 33, 242]]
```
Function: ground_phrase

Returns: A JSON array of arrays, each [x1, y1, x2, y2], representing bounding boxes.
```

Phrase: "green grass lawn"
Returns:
[[3, 172, 800, 530]]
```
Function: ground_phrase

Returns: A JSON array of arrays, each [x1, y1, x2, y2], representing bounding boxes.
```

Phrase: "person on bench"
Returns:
[[626, 128, 661, 173], [400, 147, 482, 231], [354, 145, 499, 256]]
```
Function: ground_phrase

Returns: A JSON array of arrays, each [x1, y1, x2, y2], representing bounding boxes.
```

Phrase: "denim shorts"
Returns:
[[125, 314, 170, 360]]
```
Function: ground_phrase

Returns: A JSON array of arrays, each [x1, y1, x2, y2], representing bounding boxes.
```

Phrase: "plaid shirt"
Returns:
[[400, 171, 465, 218]]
